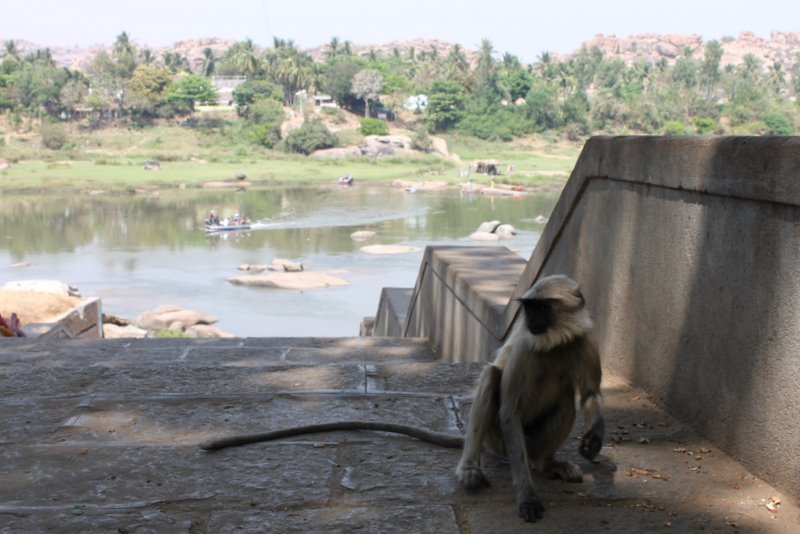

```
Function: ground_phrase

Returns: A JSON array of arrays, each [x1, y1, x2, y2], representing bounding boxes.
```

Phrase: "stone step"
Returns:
[[0, 336, 438, 367]]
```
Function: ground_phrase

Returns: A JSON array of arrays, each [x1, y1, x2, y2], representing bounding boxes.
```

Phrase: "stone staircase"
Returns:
[[1, 336, 798, 533]]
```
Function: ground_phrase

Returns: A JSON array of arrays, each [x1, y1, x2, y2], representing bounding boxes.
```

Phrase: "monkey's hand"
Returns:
[[579, 418, 605, 461], [455, 460, 490, 489]]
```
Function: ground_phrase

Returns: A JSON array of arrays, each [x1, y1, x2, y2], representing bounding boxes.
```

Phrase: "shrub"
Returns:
[[410, 127, 433, 153], [40, 122, 67, 150], [359, 117, 389, 136], [283, 118, 338, 155], [662, 120, 687, 136], [763, 111, 794, 135], [322, 107, 347, 124], [692, 117, 717, 135]]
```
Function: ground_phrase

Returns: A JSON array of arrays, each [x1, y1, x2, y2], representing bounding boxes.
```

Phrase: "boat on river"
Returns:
[[205, 222, 251, 232], [204, 213, 251, 232]]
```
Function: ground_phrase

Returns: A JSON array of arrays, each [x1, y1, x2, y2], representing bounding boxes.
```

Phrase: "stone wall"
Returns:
[[379, 136, 800, 504], [518, 136, 800, 504]]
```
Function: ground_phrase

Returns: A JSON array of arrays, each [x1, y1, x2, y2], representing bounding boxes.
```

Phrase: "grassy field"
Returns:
[[0, 121, 582, 192]]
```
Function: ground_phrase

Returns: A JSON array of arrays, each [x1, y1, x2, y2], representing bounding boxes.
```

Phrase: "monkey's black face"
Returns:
[[521, 298, 554, 335]]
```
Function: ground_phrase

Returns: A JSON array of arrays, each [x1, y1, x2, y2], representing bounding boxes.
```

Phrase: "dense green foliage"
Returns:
[[283, 117, 338, 154], [2, 32, 799, 150], [359, 117, 389, 136]]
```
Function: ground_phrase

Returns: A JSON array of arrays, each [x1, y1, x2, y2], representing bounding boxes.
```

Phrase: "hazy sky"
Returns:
[[1, 0, 795, 62]]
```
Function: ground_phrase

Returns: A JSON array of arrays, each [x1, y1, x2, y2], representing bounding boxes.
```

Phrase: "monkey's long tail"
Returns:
[[200, 421, 464, 451]]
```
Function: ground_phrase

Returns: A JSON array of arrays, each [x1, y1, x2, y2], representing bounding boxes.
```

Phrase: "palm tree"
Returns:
[[3, 40, 20, 62], [740, 53, 762, 81], [233, 38, 260, 78], [201, 48, 216, 77], [140, 48, 155, 65], [502, 52, 520, 70], [341, 41, 353, 57], [768, 61, 785, 94], [113, 32, 134, 58], [444, 44, 470, 85], [326, 36, 340, 60], [271, 45, 314, 105], [536, 51, 557, 82]]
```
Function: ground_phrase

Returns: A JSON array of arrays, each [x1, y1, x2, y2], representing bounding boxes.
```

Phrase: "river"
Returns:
[[0, 184, 558, 337]]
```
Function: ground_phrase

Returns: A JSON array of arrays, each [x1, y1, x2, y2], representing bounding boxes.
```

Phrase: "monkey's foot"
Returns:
[[455, 461, 490, 489], [518, 498, 545, 522], [544, 460, 583, 482]]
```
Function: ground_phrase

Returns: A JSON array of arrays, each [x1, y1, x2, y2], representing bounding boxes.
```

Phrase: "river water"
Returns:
[[0, 184, 558, 337]]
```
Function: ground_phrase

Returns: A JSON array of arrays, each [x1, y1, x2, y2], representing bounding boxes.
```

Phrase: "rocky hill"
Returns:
[[579, 31, 800, 69], [2, 31, 798, 72]]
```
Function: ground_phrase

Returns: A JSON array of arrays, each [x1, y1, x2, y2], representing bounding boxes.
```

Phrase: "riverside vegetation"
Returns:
[[1, 31, 798, 192]]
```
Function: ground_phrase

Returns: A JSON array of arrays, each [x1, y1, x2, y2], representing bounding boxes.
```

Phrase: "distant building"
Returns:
[[211, 76, 246, 105], [313, 94, 338, 108], [404, 94, 428, 111]]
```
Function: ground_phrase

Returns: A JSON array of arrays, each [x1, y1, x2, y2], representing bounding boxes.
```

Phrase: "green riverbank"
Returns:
[[0, 125, 580, 193]]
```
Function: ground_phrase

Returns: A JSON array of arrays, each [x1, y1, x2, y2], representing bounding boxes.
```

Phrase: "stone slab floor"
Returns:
[[0, 337, 798, 533]]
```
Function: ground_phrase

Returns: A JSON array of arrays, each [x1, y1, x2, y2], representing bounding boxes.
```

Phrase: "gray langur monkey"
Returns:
[[456, 274, 605, 522], [199, 274, 603, 524]]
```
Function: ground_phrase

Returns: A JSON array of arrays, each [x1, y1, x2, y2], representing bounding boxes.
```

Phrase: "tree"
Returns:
[[246, 98, 284, 147], [283, 118, 338, 154], [233, 79, 283, 117], [127, 64, 173, 114], [326, 36, 340, 61], [324, 60, 361, 108], [474, 38, 500, 101], [163, 52, 190, 74], [443, 44, 470, 87], [140, 48, 155, 65], [230, 39, 260, 78], [426, 79, 466, 131], [200, 48, 216, 77], [671, 47, 699, 89], [525, 79, 561, 130], [767, 61, 786, 95], [265, 39, 315, 105], [3, 41, 21, 63], [59, 78, 89, 116], [351, 69, 383, 117], [112, 31, 137, 79], [701, 40, 723, 99], [162, 75, 217, 114]]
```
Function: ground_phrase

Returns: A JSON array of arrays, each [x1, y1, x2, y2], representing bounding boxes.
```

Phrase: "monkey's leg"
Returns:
[[525, 392, 583, 482], [500, 406, 544, 522], [456, 364, 501, 489]]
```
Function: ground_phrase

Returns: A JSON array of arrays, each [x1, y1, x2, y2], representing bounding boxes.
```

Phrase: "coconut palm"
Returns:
[[140, 48, 155, 65], [444, 44, 470, 87], [326, 36, 340, 60], [232, 38, 260, 78], [113, 32, 134, 58], [3, 40, 20, 62], [201, 48, 216, 77]]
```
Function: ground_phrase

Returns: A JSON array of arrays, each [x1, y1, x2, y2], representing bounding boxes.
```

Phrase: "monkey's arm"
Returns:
[[577, 339, 604, 461], [200, 421, 463, 451]]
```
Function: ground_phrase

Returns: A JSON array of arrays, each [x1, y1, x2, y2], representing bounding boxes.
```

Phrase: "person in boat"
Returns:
[[206, 210, 220, 225]]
